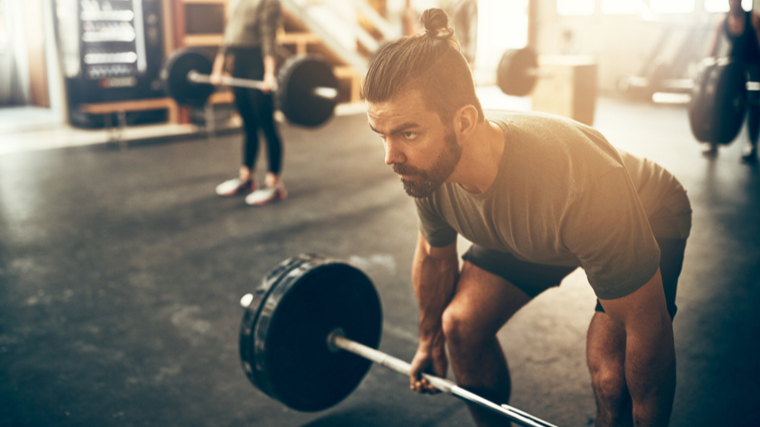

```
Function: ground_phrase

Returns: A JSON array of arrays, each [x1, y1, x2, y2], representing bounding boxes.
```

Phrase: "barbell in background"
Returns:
[[496, 47, 555, 97], [688, 56, 760, 145], [238, 253, 561, 427], [161, 49, 340, 128]]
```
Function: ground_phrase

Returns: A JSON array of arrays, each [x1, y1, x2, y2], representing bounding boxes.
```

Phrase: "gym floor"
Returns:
[[0, 97, 758, 427]]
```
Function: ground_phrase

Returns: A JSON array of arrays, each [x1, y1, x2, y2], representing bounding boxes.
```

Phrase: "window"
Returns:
[[649, 0, 696, 14], [704, 0, 752, 12], [601, 0, 643, 14], [556, 0, 595, 16]]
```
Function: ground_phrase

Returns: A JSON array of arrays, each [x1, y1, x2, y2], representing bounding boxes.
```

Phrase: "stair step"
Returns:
[[277, 32, 321, 45]]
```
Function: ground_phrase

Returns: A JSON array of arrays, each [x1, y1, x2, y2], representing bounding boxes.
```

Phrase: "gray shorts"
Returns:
[[461, 237, 686, 318]]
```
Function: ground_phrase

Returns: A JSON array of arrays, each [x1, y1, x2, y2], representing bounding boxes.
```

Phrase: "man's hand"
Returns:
[[409, 337, 448, 394]]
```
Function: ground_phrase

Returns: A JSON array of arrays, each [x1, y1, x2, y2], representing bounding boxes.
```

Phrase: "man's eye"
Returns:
[[403, 132, 417, 140]]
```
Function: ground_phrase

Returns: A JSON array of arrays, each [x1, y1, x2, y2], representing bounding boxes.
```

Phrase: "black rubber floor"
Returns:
[[1, 98, 758, 427]]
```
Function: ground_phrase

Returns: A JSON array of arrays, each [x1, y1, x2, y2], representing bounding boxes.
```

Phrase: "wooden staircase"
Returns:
[[169, 0, 394, 113], [278, 8, 363, 104]]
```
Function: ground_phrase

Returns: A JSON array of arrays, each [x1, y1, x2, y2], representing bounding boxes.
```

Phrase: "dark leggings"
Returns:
[[231, 47, 283, 174], [746, 64, 760, 147]]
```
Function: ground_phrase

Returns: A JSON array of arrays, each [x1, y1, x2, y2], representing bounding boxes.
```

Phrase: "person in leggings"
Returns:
[[706, 0, 760, 163], [210, 0, 287, 205]]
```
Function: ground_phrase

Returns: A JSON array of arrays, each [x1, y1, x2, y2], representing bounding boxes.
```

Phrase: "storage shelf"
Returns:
[[81, 10, 135, 21]]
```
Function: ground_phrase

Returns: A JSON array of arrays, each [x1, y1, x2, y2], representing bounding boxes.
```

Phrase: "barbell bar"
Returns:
[[161, 49, 340, 128], [325, 328, 559, 427], [185, 70, 339, 100], [237, 254, 562, 427]]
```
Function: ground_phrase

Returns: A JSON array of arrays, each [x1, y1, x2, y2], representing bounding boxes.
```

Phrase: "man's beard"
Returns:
[[392, 129, 461, 198]]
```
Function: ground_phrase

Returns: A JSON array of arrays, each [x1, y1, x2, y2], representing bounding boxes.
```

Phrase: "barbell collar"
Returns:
[[328, 330, 558, 427], [186, 70, 338, 100], [240, 293, 254, 309]]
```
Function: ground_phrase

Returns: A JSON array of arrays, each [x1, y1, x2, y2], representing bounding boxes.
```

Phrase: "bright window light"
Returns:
[[601, 0, 643, 14], [704, 0, 752, 12], [649, 0, 695, 13], [557, 0, 595, 16]]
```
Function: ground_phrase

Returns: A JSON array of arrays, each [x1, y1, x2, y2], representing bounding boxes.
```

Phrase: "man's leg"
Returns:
[[587, 312, 633, 427], [587, 237, 685, 427], [441, 261, 532, 427]]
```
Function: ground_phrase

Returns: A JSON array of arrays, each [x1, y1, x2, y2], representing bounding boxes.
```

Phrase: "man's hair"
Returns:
[[362, 8, 485, 124]]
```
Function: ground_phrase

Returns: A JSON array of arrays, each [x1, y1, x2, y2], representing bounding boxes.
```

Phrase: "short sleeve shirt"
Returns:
[[415, 111, 691, 300], [221, 0, 281, 58]]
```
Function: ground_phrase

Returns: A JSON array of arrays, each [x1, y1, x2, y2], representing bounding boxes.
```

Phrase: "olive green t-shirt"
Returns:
[[415, 111, 692, 300]]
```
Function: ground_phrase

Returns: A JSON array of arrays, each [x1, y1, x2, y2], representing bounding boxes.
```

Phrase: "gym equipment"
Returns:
[[497, 47, 541, 97], [238, 254, 560, 427], [496, 47, 556, 97], [161, 49, 340, 128], [688, 57, 748, 144]]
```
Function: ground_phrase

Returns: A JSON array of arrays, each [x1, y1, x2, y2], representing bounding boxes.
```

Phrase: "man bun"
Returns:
[[420, 8, 453, 38]]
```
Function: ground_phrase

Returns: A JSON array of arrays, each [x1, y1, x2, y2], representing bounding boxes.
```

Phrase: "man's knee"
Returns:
[[441, 305, 482, 349], [590, 361, 628, 409]]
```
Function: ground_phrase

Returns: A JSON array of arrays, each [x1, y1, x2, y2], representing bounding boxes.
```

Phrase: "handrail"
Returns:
[[280, 0, 368, 74]]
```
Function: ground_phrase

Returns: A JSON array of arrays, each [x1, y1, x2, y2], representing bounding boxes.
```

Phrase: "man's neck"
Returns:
[[450, 120, 506, 194]]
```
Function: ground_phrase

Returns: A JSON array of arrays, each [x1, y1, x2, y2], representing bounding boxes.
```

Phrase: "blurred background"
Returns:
[[0, 0, 746, 131]]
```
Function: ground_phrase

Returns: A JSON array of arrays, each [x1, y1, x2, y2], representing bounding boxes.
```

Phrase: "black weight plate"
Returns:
[[161, 49, 215, 107], [497, 48, 538, 97], [689, 58, 746, 144], [240, 254, 382, 412], [278, 56, 339, 128], [239, 255, 316, 380]]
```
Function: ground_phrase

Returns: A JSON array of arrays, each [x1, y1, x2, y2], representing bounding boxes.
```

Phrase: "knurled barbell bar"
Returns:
[[161, 49, 340, 128], [238, 253, 561, 427]]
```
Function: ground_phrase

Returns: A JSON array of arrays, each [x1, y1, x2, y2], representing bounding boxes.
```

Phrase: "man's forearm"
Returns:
[[411, 244, 458, 342], [625, 316, 676, 426]]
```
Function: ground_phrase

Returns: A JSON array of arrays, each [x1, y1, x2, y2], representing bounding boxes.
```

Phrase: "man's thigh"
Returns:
[[462, 245, 578, 298], [447, 245, 577, 337], [447, 260, 533, 338]]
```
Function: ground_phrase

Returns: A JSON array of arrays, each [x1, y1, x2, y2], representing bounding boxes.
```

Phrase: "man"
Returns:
[[363, 8, 691, 427]]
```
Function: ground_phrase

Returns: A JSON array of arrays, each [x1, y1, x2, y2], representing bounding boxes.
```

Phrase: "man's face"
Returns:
[[367, 90, 462, 198]]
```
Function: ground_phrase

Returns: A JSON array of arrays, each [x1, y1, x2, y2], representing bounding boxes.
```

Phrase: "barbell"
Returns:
[[238, 253, 560, 427], [160, 49, 340, 128], [688, 56, 759, 144], [496, 47, 555, 97]]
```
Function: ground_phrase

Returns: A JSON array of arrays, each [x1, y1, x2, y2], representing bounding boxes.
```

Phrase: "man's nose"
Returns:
[[384, 140, 406, 165]]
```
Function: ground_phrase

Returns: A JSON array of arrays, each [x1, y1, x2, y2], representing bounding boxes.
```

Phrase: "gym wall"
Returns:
[[533, 0, 732, 93]]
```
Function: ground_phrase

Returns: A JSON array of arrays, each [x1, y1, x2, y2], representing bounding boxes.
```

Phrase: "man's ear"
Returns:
[[453, 104, 479, 139]]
